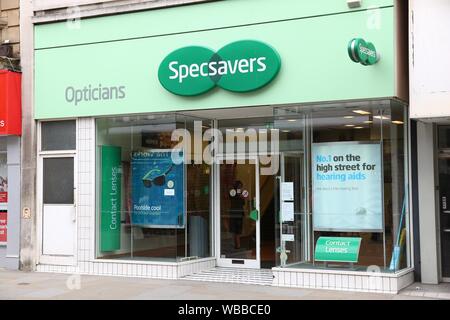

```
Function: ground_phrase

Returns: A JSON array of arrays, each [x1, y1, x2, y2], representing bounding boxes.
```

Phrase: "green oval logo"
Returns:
[[348, 38, 379, 66], [158, 40, 281, 96], [216, 40, 281, 92], [158, 46, 216, 96]]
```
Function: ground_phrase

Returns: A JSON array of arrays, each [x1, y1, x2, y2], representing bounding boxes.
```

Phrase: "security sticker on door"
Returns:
[[164, 189, 175, 196], [282, 234, 295, 242]]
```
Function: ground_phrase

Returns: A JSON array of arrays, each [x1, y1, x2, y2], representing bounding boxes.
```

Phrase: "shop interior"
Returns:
[[95, 99, 410, 273]]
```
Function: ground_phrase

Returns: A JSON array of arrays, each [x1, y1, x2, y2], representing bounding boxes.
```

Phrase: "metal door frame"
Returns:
[[215, 153, 260, 269]]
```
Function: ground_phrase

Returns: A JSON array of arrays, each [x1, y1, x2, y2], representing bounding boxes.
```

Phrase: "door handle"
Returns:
[[250, 209, 259, 221]]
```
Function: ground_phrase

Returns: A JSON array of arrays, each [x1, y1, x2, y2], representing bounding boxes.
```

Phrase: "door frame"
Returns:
[[36, 121, 78, 266], [279, 151, 311, 265], [215, 153, 261, 269]]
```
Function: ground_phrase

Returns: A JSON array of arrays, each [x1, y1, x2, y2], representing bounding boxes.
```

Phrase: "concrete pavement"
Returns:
[[0, 269, 447, 300]]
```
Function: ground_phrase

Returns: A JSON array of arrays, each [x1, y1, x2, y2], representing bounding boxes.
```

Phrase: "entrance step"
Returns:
[[181, 267, 274, 286]]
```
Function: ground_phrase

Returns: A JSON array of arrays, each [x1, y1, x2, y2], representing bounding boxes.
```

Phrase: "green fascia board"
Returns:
[[34, 0, 394, 49], [34, 7, 395, 119]]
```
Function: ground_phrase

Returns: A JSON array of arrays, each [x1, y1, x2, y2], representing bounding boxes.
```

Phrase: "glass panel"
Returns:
[[43, 157, 74, 204], [96, 114, 212, 262], [274, 100, 410, 273], [41, 121, 76, 151], [259, 163, 277, 268], [438, 130, 450, 278], [271, 111, 307, 268], [438, 126, 450, 149], [220, 159, 257, 260], [277, 153, 305, 266]]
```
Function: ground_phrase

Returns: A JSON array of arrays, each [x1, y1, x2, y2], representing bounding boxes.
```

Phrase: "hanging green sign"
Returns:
[[348, 38, 379, 66], [100, 145, 122, 252], [158, 40, 281, 96], [314, 237, 362, 263]]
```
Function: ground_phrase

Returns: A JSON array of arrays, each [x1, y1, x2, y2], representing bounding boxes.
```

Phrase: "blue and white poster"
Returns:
[[312, 142, 383, 232], [131, 149, 184, 228]]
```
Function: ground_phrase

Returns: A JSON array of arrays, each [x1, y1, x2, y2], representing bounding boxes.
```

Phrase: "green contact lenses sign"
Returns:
[[348, 38, 379, 66], [158, 40, 281, 96], [101, 145, 122, 252], [315, 237, 362, 263]]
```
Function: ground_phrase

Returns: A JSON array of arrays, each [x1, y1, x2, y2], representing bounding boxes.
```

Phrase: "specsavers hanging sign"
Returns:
[[348, 38, 380, 66], [158, 40, 281, 96]]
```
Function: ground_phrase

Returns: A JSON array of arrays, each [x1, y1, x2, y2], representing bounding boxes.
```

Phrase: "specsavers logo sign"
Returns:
[[348, 38, 380, 66], [158, 40, 281, 96]]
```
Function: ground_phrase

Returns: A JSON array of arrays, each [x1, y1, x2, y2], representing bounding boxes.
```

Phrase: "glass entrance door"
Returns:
[[217, 155, 260, 268]]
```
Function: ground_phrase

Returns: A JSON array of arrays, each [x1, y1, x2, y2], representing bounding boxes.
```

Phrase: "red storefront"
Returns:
[[0, 70, 21, 269]]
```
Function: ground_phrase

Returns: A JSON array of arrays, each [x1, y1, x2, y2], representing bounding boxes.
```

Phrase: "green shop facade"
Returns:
[[33, 0, 413, 293]]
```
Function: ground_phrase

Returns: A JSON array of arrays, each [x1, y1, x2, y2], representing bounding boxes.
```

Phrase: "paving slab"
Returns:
[[0, 269, 445, 300]]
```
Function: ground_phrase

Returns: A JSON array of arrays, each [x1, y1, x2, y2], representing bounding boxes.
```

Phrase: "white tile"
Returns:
[[157, 265, 162, 278], [309, 273, 316, 288], [328, 274, 335, 288], [112, 264, 118, 275], [322, 274, 329, 288], [279, 271, 285, 286], [382, 277, 390, 292], [272, 272, 279, 286], [355, 276, 362, 290], [78, 128, 85, 140], [368, 275, 382, 292], [79, 183, 90, 195], [390, 278, 398, 293], [362, 276, 369, 290], [297, 272, 303, 287], [315, 273, 322, 288], [290, 272, 297, 287], [124, 264, 130, 276], [303, 273, 309, 287], [335, 274, 342, 289], [79, 140, 86, 151], [348, 275, 355, 290], [342, 275, 349, 289]]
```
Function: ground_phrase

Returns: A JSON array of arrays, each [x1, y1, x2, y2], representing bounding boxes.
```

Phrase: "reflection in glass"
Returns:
[[96, 114, 212, 262]]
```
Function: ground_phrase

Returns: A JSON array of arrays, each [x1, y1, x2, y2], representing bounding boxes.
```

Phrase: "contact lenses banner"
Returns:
[[312, 142, 383, 232], [100, 145, 122, 252], [131, 150, 184, 227]]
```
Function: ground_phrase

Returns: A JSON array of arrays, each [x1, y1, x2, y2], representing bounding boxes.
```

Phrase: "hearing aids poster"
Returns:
[[131, 149, 184, 228], [312, 142, 383, 232]]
